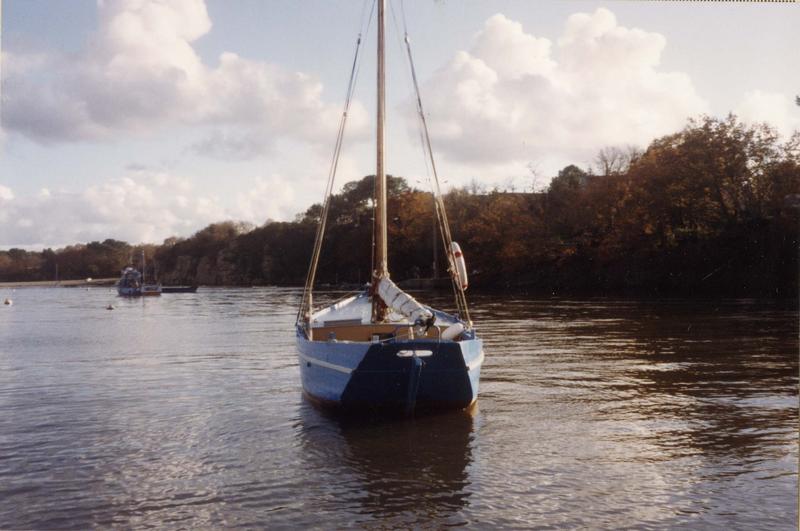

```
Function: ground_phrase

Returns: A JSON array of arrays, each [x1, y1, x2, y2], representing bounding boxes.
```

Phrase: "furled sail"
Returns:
[[377, 277, 434, 326]]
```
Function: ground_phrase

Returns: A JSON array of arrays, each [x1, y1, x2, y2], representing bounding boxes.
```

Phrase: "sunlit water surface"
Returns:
[[0, 287, 796, 529]]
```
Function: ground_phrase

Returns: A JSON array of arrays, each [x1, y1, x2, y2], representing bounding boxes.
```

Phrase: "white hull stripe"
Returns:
[[297, 351, 353, 374], [466, 350, 485, 372]]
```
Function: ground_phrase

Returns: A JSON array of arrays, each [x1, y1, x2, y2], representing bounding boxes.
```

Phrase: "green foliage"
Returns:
[[1, 115, 797, 296]]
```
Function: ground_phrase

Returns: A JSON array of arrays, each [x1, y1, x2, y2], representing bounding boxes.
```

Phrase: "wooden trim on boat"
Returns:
[[310, 323, 446, 342]]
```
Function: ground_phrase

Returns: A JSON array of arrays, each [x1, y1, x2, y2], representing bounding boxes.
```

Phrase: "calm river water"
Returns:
[[0, 287, 796, 529]]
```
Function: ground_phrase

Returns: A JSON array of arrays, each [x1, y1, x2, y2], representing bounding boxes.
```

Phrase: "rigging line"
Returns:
[[393, 1, 464, 318], [357, 0, 378, 282], [389, 0, 432, 183], [397, 5, 445, 227], [389, 0, 434, 229], [396, 0, 456, 311], [365, 0, 377, 280], [298, 24, 368, 324], [388, 0, 408, 68], [365, 0, 377, 37], [398, 1, 439, 215], [400, 0, 408, 34], [400, 18, 471, 325], [358, 0, 370, 32], [360, 0, 377, 64], [403, 60, 455, 307]]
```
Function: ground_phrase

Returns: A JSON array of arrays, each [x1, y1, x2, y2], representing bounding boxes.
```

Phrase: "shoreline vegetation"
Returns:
[[2, 116, 798, 298]]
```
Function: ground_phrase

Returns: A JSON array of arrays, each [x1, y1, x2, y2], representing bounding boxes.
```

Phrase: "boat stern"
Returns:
[[296, 324, 483, 414]]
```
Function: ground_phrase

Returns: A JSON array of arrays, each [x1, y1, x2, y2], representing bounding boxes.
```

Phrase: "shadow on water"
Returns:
[[296, 400, 475, 526]]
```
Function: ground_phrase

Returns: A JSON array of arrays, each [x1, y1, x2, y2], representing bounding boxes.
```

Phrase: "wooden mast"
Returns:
[[371, 0, 388, 322]]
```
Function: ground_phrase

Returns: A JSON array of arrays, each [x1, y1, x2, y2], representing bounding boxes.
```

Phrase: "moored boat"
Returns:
[[117, 251, 161, 297], [296, 289, 483, 414], [162, 286, 198, 293], [141, 283, 162, 296], [117, 266, 142, 297], [295, 0, 483, 415]]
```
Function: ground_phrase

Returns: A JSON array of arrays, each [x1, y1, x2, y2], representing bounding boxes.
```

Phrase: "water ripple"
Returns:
[[0, 289, 796, 528]]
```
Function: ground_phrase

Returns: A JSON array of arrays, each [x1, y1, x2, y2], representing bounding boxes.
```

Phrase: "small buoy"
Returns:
[[106, 304, 114, 310], [4, 298, 12, 306]]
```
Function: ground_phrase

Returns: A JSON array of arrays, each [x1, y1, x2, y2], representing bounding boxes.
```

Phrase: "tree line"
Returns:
[[2, 115, 798, 296]]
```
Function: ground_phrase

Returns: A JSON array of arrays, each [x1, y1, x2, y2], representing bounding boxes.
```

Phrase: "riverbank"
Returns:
[[0, 278, 117, 288]]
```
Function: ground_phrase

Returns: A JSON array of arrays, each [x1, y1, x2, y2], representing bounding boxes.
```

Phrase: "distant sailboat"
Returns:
[[117, 266, 143, 297], [295, 0, 483, 415], [117, 250, 161, 297]]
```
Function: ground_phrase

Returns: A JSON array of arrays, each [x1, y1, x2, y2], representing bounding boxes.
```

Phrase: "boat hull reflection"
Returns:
[[299, 403, 475, 523]]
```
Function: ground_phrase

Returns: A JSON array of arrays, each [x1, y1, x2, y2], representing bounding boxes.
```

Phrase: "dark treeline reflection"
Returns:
[[3, 116, 798, 296]]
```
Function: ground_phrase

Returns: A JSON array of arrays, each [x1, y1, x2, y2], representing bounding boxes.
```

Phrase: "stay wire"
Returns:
[[399, 3, 471, 325], [366, 0, 377, 281], [389, 0, 432, 183], [298, 5, 373, 325]]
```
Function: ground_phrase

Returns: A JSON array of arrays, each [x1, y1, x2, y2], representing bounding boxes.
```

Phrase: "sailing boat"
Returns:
[[117, 250, 162, 297], [295, 0, 483, 414], [141, 250, 162, 296]]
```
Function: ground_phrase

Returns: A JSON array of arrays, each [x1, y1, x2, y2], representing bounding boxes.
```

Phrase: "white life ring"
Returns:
[[450, 242, 468, 290]]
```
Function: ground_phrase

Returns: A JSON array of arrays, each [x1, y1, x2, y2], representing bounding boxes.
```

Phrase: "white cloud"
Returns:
[[236, 175, 297, 225], [1, 0, 367, 154], [0, 184, 14, 201], [0, 169, 304, 248], [417, 9, 709, 170], [735, 90, 800, 138], [1, 50, 51, 77], [472, 14, 555, 80], [0, 170, 229, 247]]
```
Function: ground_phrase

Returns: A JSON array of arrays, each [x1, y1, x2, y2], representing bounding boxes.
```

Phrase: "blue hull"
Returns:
[[296, 326, 483, 414], [117, 287, 141, 297]]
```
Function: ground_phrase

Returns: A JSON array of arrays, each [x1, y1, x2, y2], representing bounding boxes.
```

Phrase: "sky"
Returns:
[[1, 0, 798, 249]]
